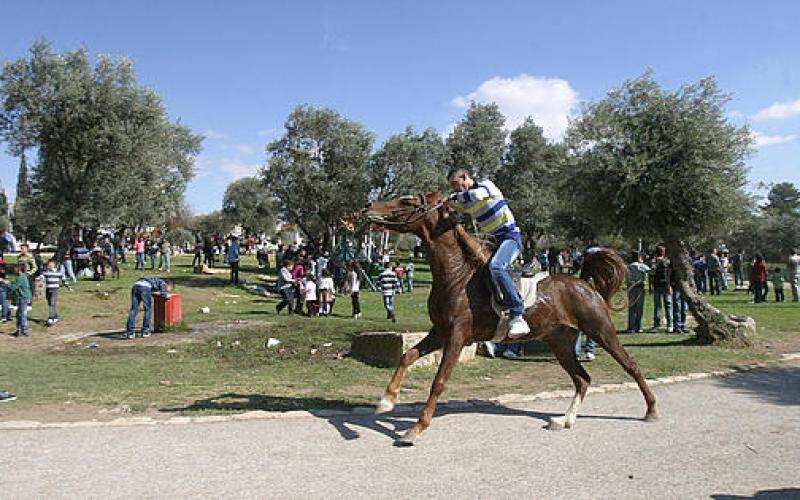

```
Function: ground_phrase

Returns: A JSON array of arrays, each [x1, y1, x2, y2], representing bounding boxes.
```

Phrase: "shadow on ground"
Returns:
[[711, 488, 800, 499], [161, 392, 646, 443], [714, 366, 800, 407]]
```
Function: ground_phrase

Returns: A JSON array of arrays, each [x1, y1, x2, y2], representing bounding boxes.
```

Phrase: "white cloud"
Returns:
[[203, 129, 226, 140], [219, 158, 261, 180], [451, 74, 579, 140], [233, 144, 256, 155], [752, 131, 798, 147], [752, 98, 800, 121]]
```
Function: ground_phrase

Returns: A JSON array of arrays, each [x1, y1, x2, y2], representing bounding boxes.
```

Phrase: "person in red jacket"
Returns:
[[750, 255, 768, 303]]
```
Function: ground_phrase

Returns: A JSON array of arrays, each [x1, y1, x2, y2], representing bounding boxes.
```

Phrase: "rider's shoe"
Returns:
[[507, 316, 530, 338]]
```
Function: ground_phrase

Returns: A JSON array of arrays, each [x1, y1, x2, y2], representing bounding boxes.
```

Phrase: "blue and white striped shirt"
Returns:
[[451, 179, 520, 239]]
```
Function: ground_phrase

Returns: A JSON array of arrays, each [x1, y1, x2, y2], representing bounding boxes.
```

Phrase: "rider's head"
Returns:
[[447, 167, 474, 193]]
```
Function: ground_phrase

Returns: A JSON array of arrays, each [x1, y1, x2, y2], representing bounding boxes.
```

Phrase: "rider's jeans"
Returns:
[[489, 236, 524, 317]]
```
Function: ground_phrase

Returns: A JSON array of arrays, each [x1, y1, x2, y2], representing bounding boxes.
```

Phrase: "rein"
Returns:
[[367, 193, 445, 228]]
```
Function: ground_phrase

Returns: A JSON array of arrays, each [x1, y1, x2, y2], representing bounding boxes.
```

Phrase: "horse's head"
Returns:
[[361, 192, 450, 233]]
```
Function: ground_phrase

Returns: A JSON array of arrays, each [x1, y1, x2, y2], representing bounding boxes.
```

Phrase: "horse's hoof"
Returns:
[[547, 417, 567, 431], [643, 412, 659, 422], [374, 398, 395, 415], [395, 430, 421, 446]]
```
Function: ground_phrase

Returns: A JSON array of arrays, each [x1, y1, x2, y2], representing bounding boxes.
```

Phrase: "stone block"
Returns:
[[351, 331, 476, 369]]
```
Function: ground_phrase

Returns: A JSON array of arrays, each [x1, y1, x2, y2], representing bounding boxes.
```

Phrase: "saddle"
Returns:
[[490, 269, 549, 342]]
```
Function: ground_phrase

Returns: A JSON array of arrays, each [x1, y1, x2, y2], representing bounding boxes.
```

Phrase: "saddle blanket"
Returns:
[[491, 271, 549, 342]]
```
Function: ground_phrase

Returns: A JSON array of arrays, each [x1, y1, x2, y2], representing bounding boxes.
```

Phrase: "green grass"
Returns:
[[0, 256, 797, 418]]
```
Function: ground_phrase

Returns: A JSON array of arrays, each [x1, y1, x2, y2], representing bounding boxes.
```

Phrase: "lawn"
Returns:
[[0, 254, 797, 420]]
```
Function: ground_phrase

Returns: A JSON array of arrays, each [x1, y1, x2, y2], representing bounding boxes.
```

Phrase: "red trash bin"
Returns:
[[153, 293, 182, 332]]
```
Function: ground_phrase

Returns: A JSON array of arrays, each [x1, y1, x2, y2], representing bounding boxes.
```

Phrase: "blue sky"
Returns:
[[1, 0, 799, 214]]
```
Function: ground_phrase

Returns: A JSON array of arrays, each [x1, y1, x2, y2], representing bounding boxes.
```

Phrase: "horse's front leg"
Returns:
[[396, 333, 465, 445], [375, 327, 443, 415]]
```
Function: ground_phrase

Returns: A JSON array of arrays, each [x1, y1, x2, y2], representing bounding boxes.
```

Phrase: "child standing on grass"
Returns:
[[0, 258, 11, 323], [771, 267, 785, 302], [377, 263, 400, 322], [42, 260, 72, 326], [347, 263, 361, 319], [301, 275, 318, 317], [7, 264, 32, 337], [318, 269, 335, 317]]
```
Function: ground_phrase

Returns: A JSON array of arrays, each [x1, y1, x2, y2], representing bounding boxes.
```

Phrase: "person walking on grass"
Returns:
[[102, 236, 120, 280], [771, 267, 785, 303], [42, 260, 72, 326], [0, 258, 11, 323], [133, 236, 145, 271], [158, 239, 172, 273], [276, 260, 296, 316], [17, 244, 37, 276], [226, 236, 240, 286], [317, 269, 335, 317], [405, 260, 415, 292], [125, 276, 171, 339], [625, 251, 651, 333], [6, 264, 32, 337], [750, 255, 768, 304], [788, 249, 800, 303], [652, 245, 673, 332], [347, 263, 362, 319], [301, 275, 318, 317], [378, 262, 400, 322]]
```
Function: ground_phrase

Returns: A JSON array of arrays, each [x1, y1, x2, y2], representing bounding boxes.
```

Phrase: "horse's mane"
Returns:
[[453, 223, 491, 268]]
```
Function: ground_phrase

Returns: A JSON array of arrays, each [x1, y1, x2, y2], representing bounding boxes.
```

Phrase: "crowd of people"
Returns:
[[274, 242, 415, 321]]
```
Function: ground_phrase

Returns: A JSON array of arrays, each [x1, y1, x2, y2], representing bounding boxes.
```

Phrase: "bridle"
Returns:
[[366, 193, 446, 228]]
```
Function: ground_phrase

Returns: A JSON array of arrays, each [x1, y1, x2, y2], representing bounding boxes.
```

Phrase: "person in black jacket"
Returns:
[[651, 245, 673, 333]]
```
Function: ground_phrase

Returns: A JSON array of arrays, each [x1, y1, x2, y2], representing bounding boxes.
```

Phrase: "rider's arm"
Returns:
[[450, 182, 492, 205]]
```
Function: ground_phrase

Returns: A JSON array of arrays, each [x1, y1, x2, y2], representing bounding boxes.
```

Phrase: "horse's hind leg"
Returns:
[[588, 320, 658, 421], [545, 328, 592, 430], [375, 327, 443, 415]]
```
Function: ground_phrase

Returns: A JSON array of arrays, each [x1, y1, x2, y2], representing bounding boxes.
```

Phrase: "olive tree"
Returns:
[[565, 73, 754, 346]]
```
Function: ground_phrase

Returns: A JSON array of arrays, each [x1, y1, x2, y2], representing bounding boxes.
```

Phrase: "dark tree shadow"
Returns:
[[161, 392, 646, 443], [711, 488, 800, 499], [713, 366, 800, 407]]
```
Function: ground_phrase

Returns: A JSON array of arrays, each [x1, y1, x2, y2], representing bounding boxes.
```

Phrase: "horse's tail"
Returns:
[[579, 249, 627, 312]]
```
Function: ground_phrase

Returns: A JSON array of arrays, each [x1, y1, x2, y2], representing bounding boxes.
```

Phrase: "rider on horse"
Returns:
[[447, 167, 530, 337]]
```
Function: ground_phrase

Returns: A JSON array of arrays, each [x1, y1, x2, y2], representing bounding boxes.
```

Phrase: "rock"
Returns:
[[350, 331, 476, 369]]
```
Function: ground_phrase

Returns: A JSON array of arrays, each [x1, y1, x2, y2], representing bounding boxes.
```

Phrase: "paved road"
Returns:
[[2, 363, 799, 499]]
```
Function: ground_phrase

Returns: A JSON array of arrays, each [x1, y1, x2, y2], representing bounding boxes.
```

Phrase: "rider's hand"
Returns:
[[448, 192, 459, 202]]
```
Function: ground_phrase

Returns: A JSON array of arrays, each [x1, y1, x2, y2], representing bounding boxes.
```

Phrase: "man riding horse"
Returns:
[[447, 167, 530, 337]]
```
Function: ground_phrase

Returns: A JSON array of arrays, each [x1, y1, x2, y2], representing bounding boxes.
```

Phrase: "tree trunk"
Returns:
[[664, 240, 754, 347], [55, 225, 73, 262]]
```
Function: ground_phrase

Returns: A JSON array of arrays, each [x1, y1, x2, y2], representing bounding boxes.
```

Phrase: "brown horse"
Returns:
[[362, 192, 657, 445]]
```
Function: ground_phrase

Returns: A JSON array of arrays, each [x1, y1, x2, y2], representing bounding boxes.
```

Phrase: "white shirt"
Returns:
[[348, 270, 360, 293], [319, 276, 335, 291]]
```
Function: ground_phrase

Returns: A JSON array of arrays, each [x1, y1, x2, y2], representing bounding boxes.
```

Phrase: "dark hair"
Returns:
[[446, 167, 470, 180], [774, 267, 781, 273], [631, 251, 640, 260]]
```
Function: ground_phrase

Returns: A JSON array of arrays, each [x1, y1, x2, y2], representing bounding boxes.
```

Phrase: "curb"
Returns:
[[1, 354, 796, 432]]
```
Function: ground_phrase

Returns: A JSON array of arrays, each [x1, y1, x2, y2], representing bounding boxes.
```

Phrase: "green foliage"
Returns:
[[192, 210, 233, 235], [729, 213, 800, 262], [221, 176, 276, 235], [447, 102, 506, 178], [762, 181, 800, 217], [163, 228, 194, 248], [15, 155, 30, 200], [0, 40, 202, 246], [369, 126, 449, 199], [264, 105, 374, 249], [497, 118, 564, 246], [564, 73, 753, 241]]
